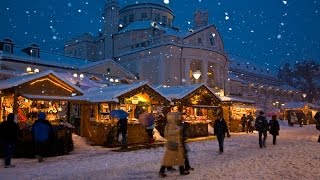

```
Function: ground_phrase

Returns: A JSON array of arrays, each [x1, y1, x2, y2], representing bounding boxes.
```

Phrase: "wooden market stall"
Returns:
[[0, 70, 83, 157], [77, 82, 170, 146], [220, 96, 256, 132], [282, 102, 320, 125], [156, 84, 221, 138]]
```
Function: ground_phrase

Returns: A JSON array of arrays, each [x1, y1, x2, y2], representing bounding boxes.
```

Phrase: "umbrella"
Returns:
[[110, 109, 128, 119], [139, 113, 155, 127]]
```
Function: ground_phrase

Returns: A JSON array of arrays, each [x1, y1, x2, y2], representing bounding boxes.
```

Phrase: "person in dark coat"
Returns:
[[314, 112, 320, 143], [213, 115, 230, 154], [117, 117, 128, 149], [246, 112, 254, 133], [240, 114, 247, 132], [254, 111, 269, 148], [182, 121, 194, 171], [0, 113, 20, 168], [32, 112, 54, 162], [268, 115, 280, 145]]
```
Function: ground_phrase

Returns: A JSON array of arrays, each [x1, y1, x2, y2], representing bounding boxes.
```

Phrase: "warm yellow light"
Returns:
[[26, 67, 32, 72], [30, 78, 74, 93]]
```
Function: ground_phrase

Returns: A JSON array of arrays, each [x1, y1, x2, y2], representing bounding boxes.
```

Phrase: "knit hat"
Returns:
[[38, 112, 46, 120], [259, 111, 265, 115]]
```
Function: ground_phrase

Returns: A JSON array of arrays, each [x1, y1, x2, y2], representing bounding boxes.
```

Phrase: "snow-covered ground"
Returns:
[[1, 121, 320, 180]]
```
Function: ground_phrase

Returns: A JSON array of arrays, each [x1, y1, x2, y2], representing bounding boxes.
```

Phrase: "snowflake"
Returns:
[[163, 0, 169, 4], [229, 28, 232, 31], [277, 34, 282, 39], [225, 16, 229, 20], [52, 36, 57, 40], [78, 9, 82, 13], [282, 0, 287, 5], [68, 3, 72, 7]]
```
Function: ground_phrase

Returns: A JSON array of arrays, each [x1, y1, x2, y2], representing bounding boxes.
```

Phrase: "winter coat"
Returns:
[[268, 119, 280, 136], [0, 120, 20, 144], [32, 119, 54, 143], [162, 112, 185, 166], [254, 115, 269, 132], [213, 118, 229, 137], [117, 118, 128, 133]]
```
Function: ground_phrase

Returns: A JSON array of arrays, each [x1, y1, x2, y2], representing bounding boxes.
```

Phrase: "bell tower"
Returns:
[[103, 0, 119, 59], [194, 10, 208, 29]]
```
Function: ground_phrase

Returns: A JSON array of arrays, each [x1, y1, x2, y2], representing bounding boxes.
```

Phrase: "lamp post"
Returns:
[[302, 93, 307, 101], [73, 72, 84, 87], [192, 70, 201, 84]]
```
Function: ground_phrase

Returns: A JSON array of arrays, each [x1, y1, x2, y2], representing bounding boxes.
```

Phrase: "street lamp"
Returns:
[[73, 72, 84, 87], [302, 93, 307, 101], [192, 70, 201, 83]]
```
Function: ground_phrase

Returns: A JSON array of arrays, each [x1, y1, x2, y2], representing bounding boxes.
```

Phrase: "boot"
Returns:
[[179, 166, 190, 175], [159, 166, 167, 178]]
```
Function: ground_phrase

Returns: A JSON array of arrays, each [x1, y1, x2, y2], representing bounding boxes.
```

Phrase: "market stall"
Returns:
[[76, 82, 170, 146], [156, 84, 221, 138], [282, 102, 320, 125], [0, 70, 83, 157], [220, 96, 256, 132]]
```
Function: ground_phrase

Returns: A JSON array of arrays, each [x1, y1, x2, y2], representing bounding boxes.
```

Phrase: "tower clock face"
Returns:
[[210, 33, 216, 46]]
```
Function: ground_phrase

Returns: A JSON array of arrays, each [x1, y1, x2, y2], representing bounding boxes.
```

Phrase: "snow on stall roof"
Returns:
[[282, 102, 320, 110], [1, 47, 92, 69], [220, 96, 255, 104], [74, 81, 169, 103], [55, 72, 103, 89], [0, 70, 83, 94], [155, 84, 220, 101], [121, 0, 171, 8]]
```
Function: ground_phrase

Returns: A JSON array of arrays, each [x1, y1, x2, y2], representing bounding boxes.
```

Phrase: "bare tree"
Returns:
[[278, 60, 320, 102]]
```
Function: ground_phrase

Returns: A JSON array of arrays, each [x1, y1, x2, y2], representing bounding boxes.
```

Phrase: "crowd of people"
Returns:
[[1, 108, 319, 176]]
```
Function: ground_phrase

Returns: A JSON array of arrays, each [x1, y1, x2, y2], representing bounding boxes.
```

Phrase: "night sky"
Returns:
[[1, 0, 319, 70]]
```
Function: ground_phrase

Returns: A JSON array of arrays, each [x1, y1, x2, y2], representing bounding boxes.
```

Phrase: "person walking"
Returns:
[[268, 115, 280, 145], [240, 114, 247, 132], [247, 112, 254, 133], [32, 112, 54, 162], [0, 113, 20, 168], [182, 121, 194, 171], [254, 111, 269, 148], [314, 112, 320, 143], [159, 112, 189, 178], [213, 114, 230, 154], [117, 117, 128, 149]]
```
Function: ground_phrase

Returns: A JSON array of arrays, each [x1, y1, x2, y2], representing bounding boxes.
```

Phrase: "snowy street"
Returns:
[[1, 122, 319, 180]]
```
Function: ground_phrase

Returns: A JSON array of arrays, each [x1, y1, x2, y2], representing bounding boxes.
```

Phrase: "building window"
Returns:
[[30, 49, 38, 58], [129, 14, 134, 22], [210, 34, 215, 46], [123, 16, 127, 24], [155, 13, 160, 21], [168, 18, 172, 26], [141, 12, 147, 19], [198, 38, 202, 43], [3, 44, 12, 53], [79, 48, 82, 56], [162, 16, 167, 24]]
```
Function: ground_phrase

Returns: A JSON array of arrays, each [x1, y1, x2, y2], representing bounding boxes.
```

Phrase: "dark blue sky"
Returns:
[[1, 0, 319, 69]]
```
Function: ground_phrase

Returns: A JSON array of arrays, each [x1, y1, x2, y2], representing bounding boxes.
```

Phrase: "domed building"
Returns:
[[64, 0, 229, 91]]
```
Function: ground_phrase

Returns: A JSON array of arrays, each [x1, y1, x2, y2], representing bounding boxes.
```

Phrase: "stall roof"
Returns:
[[220, 96, 255, 104], [154, 84, 221, 101], [282, 102, 320, 110], [0, 70, 83, 95], [73, 81, 170, 103], [21, 94, 79, 101]]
